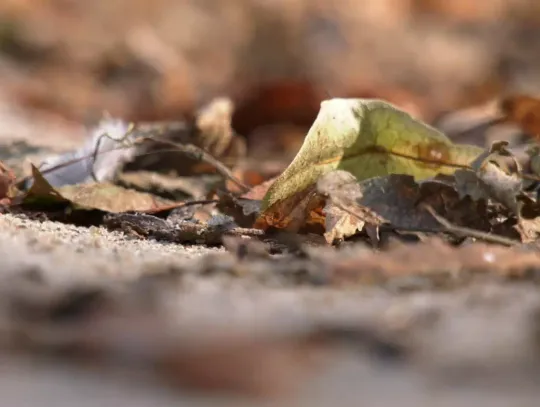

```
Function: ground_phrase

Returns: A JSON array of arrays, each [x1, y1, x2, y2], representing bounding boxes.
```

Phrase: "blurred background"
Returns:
[[1, 0, 540, 150]]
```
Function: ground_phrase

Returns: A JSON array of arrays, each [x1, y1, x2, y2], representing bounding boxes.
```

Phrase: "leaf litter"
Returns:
[[8, 94, 540, 403], [10, 96, 540, 253]]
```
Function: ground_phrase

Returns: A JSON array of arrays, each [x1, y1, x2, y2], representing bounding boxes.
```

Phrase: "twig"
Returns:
[[16, 125, 250, 194], [137, 135, 250, 193], [90, 123, 136, 182], [423, 204, 518, 246], [16, 144, 138, 189]]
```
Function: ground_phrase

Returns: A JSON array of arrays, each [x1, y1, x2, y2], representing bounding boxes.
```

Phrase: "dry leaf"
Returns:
[[318, 170, 490, 237], [23, 164, 73, 207], [22, 165, 172, 213], [322, 203, 365, 243], [470, 142, 523, 214], [317, 170, 384, 243], [259, 98, 483, 227], [58, 183, 173, 213]]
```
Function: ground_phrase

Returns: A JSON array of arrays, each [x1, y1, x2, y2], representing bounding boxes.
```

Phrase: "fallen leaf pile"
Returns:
[[7, 96, 540, 250]]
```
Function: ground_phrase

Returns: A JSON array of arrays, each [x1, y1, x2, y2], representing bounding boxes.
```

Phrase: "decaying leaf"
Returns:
[[255, 185, 326, 233], [454, 168, 489, 202], [58, 183, 173, 213], [127, 97, 245, 176], [21, 165, 173, 214], [195, 97, 244, 159], [515, 216, 540, 243], [260, 98, 483, 225], [316, 170, 491, 242], [322, 204, 366, 244], [317, 170, 385, 243], [23, 164, 73, 207], [456, 141, 524, 214]]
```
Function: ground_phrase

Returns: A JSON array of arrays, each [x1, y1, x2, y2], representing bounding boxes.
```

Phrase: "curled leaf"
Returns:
[[462, 141, 524, 214], [260, 98, 483, 226], [322, 204, 365, 243]]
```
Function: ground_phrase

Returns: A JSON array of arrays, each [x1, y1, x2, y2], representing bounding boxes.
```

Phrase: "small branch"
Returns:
[[90, 123, 136, 182], [423, 204, 518, 246], [16, 127, 251, 195], [139, 136, 250, 193]]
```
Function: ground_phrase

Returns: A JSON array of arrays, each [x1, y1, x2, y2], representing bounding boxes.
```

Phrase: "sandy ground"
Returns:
[[1, 210, 540, 406], [0, 213, 224, 281]]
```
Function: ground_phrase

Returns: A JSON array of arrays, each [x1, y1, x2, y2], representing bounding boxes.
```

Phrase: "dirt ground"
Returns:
[[2, 210, 540, 406]]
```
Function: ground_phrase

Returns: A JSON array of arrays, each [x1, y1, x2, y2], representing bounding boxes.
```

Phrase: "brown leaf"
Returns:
[[21, 165, 173, 214], [469, 142, 523, 214], [124, 97, 245, 178], [454, 168, 489, 202], [118, 170, 218, 200], [195, 97, 242, 158], [22, 164, 72, 207], [322, 203, 366, 244], [317, 170, 384, 243], [254, 185, 325, 233], [318, 170, 491, 235], [58, 183, 173, 213], [352, 174, 445, 230]]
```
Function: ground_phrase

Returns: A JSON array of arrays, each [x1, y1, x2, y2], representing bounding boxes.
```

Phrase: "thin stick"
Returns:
[[15, 144, 162, 189], [423, 204, 518, 246], [138, 135, 250, 193], [16, 126, 250, 194], [90, 123, 136, 182]]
